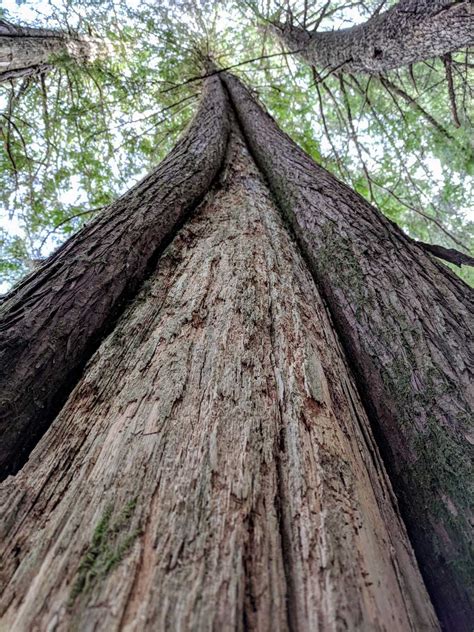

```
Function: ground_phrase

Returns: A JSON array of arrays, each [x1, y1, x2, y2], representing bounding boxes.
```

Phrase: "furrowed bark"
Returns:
[[223, 72, 473, 630], [0, 75, 229, 479], [273, 0, 474, 75], [0, 125, 438, 632], [0, 19, 107, 82]]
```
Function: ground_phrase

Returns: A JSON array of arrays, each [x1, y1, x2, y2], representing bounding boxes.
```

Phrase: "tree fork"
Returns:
[[0, 124, 438, 632], [0, 74, 229, 478], [222, 71, 473, 630]]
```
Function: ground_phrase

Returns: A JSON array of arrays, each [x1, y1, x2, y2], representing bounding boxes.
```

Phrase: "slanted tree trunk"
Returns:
[[223, 72, 473, 631], [0, 18, 108, 82], [272, 0, 474, 75], [0, 75, 229, 478], [0, 124, 438, 632]]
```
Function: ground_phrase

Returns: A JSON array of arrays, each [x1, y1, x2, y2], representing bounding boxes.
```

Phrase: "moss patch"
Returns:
[[68, 498, 139, 606]]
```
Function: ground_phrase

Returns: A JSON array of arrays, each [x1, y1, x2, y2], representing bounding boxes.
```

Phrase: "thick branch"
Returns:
[[272, 1, 474, 75]]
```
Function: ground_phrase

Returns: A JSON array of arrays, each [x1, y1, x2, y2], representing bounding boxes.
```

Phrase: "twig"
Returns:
[[37, 207, 104, 253], [159, 50, 304, 95], [443, 53, 461, 127], [339, 75, 375, 202], [380, 76, 454, 140]]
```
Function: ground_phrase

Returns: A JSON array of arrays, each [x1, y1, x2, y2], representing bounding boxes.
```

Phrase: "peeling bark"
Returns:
[[0, 75, 229, 478], [223, 72, 473, 631], [273, 1, 474, 75], [0, 126, 438, 632], [0, 19, 108, 82]]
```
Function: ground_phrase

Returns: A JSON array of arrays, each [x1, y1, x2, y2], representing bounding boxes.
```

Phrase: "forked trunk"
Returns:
[[0, 126, 437, 631], [0, 76, 229, 478], [0, 19, 107, 82], [223, 72, 473, 630], [273, 0, 474, 75]]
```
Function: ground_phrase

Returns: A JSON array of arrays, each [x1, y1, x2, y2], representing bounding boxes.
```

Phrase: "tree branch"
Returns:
[[416, 241, 474, 267]]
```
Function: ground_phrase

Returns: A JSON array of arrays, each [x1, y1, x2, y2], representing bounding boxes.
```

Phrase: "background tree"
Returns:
[[270, 0, 474, 75], [0, 18, 108, 82]]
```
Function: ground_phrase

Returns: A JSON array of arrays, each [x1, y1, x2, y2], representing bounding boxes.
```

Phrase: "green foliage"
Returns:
[[0, 0, 472, 290]]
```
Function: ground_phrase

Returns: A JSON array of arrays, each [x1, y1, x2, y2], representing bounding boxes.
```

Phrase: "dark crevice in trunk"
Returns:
[[267, 279, 295, 632]]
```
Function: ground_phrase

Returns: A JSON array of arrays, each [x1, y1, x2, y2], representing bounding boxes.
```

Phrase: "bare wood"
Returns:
[[0, 75, 229, 478], [223, 71, 474, 631], [0, 128, 438, 632]]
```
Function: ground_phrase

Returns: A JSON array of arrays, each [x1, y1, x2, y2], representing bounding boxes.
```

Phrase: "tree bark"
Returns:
[[0, 75, 229, 478], [273, 1, 474, 75], [222, 72, 473, 631], [0, 125, 438, 632], [0, 19, 108, 82]]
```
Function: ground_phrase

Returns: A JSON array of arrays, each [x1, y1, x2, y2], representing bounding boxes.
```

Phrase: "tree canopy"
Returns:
[[0, 0, 473, 290]]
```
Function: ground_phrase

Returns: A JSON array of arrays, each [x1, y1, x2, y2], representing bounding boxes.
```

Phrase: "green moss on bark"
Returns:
[[68, 498, 139, 606]]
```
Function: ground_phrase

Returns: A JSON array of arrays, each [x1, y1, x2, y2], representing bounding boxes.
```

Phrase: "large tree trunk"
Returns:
[[0, 75, 229, 478], [223, 72, 473, 630], [273, 0, 474, 75], [0, 19, 107, 82], [0, 124, 438, 632]]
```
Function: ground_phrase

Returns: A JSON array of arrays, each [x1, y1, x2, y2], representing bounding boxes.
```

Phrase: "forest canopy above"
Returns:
[[0, 0, 473, 290]]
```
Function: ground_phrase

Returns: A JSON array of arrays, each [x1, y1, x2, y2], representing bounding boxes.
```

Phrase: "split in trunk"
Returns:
[[0, 125, 438, 632], [272, 1, 474, 75], [222, 71, 473, 631]]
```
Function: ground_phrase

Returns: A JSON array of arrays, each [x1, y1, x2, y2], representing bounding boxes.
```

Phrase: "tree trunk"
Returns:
[[0, 75, 229, 478], [222, 72, 473, 630], [0, 124, 438, 632], [0, 19, 108, 82], [273, 0, 474, 75]]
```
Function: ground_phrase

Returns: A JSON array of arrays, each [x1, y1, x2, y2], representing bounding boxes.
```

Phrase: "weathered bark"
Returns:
[[222, 72, 473, 630], [0, 126, 438, 631], [273, 1, 474, 75], [0, 19, 107, 82], [0, 75, 229, 478]]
